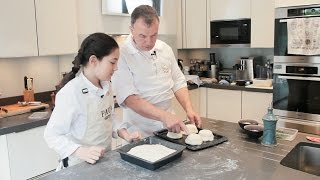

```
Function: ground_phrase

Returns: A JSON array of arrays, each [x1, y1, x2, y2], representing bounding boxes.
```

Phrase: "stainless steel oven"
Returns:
[[273, 58, 320, 135], [274, 5, 320, 135], [274, 5, 320, 58]]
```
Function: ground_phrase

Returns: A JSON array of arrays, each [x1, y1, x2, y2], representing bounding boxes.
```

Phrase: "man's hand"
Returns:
[[162, 113, 188, 133], [73, 146, 106, 164], [187, 110, 202, 128]]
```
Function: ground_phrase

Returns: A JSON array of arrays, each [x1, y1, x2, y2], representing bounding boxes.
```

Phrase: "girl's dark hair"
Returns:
[[56, 33, 119, 91]]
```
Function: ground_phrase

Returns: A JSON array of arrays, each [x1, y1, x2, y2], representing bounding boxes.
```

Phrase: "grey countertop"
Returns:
[[0, 108, 51, 136], [40, 119, 319, 180], [0, 85, 270, 136]]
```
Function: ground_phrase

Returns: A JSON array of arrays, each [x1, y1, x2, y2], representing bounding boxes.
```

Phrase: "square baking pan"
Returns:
[[154, 129, 228, 151], [116, 136, 186, 170]]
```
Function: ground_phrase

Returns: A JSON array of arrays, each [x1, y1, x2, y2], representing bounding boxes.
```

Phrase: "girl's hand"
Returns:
[[73, 146, 106, 164]]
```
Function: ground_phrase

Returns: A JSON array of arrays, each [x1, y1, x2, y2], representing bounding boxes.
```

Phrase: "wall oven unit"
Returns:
[[274, 5, 320, 58], [210, 19, 250, 48], [273, 5, 320, 135]]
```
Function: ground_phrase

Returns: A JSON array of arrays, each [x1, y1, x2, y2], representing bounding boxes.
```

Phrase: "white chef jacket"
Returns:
[[44, 72, 124, 159], [112, 35, 187, 137]]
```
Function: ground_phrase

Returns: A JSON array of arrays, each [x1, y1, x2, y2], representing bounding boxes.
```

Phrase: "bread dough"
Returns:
[[186, 124, 198, 134], [127, 144, 176, 163], [198, 129, 214, 141], [167, 131, 183, 139], [185, 134, 203, 145]]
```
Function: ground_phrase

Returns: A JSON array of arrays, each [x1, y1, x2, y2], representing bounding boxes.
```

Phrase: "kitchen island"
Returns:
[[39, 118, 319, 180]]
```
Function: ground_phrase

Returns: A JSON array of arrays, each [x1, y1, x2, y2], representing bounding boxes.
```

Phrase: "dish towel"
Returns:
[[184, 75, 202, 87], [287, 17, 320, 55]]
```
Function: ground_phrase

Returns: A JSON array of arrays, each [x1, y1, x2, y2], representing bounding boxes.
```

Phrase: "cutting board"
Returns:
[[0, 103, 49, 117]]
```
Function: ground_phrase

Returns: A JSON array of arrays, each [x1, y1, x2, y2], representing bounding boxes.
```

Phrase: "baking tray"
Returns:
[[154, 129, 228, 151], [116, 136, 186, 170]]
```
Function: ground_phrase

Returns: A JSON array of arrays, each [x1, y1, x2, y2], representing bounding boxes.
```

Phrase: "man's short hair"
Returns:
[[131, 5, 159, 27]]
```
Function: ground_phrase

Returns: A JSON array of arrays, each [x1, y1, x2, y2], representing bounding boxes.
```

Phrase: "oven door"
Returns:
[[273, 74, 320, 122], [210, 19, 250, 47]]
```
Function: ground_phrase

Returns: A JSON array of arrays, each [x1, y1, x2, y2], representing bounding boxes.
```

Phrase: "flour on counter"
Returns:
[[127, 144, 176, 163]]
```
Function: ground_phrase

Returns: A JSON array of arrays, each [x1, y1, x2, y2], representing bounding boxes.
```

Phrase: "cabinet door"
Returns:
[[207, 89, 241, 123], [189, 88, 200, 114], [0, 135, 10, 180], [35, 0, 78, 56], [0, 0, 38, 57], [177, 0, 208, 49], [242, 91, 273, 124], [7, 126, 58, 180], [172, 97, 187, 120], [199, 87, 207, 118], [184, 0, 208, 48], [251, 0, 275, 48], [210, 0, 251, 21], [275, 0, 320, 8], [113, 107, 123, 149]]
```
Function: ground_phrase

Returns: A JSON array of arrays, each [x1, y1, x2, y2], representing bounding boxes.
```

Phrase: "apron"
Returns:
[[124, 99, 174, 139], [56, 81, 113, 170]]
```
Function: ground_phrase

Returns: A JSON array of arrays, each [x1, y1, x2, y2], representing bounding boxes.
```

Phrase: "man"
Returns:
[[112, 5, 201, 138]]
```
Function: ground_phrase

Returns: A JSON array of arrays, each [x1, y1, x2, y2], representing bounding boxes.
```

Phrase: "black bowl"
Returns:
[[238, 119, 259, 130], [244, 125, 264, 139], [236, 80, 246, 86]]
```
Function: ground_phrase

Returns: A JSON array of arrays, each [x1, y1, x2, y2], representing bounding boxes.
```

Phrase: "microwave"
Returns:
[[210, 19, 251, 48]]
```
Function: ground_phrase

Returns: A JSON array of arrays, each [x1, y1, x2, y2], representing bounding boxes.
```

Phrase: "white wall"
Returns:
[[0, 0, 179, 98], [77, 0, 178, 35]]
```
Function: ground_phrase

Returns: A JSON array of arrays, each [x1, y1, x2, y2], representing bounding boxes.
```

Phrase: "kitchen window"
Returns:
[[102, 0, 162, 16]]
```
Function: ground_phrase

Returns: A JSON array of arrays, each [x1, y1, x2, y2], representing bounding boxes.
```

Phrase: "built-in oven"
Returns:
[[274, 5, 320, 58], [210, 19, 250, 48], [274, 5, 320, 135]]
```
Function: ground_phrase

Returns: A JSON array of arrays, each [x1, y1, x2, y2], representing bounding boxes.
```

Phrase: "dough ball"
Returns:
[[186, 124, 198, 134], [185, 134, 203, 146], [167, 131, 183, 139], [198, 129, 214, 141]]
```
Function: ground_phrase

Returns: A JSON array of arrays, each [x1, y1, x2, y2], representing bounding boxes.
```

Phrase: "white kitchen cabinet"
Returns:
[[177, 0, 209, 49], [172, 96, 187, 120], [35, 0, 78, 56], [275, 0, 320, 8], [172, 88, 200, 120], [251, 0, 275, 48], [189, 88, 200, 115], [113, 107, 123, 149], [209, 0, 251, 21], [242, 91, 273, 124], [0, 0, 38, 57], [0, 0, 78, 58], [207, 88, 242, 123], [1, 126, 58, 180], [199, 87, 207, 118]]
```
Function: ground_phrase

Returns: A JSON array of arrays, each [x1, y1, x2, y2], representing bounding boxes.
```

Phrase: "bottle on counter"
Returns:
[[261, 105, 278, 147]]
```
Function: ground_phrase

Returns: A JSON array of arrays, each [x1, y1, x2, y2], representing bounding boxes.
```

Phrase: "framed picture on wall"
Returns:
[[102, 0, 162, 16]]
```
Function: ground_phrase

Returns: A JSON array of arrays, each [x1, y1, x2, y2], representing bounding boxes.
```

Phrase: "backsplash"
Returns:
[[178, 48, 274, 68], [0, 55, 74, 98]]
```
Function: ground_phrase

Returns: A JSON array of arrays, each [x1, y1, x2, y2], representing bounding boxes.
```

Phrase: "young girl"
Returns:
[[44, 33, 141, 169]]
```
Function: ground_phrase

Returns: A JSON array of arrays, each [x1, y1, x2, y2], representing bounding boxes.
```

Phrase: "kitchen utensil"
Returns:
[[116, 136, 186, 170], [154, 128, 228, 151], [243, 125, 264, 139], [306, 136, 320, 143], [0, 103, 49, 117], [238, 119, 259, 130]]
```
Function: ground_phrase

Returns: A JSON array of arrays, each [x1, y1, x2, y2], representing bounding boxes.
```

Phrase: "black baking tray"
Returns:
[[154, 129, 228, 151], [116, 136, 186, 170]]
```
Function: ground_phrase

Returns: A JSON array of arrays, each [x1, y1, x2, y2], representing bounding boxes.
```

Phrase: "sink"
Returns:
[[280, 142, 320, 176]]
